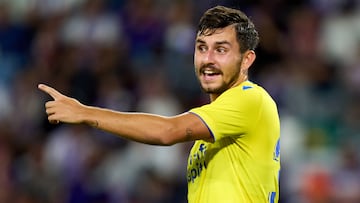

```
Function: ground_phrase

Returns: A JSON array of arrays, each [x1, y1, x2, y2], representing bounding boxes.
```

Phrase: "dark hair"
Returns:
[[198, 6, 259, 53]]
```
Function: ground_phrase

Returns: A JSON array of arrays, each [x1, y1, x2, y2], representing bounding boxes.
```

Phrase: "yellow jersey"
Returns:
[[188, 81, 280, 203]]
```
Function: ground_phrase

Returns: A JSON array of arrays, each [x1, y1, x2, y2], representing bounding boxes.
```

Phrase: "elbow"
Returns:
[[153, 127, 179, 146], [157, 134, 176, 146], [161, 138, 177, 146], [146, 136, 174, 146]]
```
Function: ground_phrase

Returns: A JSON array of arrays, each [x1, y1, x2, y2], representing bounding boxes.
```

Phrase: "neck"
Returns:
[[209, 75, 248, 102], [209, 94, 218, 102]]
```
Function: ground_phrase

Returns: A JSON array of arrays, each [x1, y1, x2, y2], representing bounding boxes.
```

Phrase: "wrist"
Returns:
[[81, 105, 99, 127]]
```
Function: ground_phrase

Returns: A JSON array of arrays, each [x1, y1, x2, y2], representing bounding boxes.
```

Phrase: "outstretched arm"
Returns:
[[38, 84, 213, 145]]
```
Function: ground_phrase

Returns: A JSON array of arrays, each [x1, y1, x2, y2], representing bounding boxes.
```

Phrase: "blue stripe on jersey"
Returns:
[[269, 192, 276, 203]]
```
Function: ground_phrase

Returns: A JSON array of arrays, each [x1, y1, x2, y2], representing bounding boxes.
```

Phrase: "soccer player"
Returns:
[[38, 5, 280, 203]]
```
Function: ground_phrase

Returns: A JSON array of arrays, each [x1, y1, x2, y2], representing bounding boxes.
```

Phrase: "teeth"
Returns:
[[204, 70, 215, 74]]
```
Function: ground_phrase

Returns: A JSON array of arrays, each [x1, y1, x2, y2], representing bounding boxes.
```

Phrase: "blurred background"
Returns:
[[0, 0, 360, 202]]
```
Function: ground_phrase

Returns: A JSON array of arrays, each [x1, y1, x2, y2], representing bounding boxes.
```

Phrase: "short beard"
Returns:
[[201, 84, 229, 94], [200, 60, 243, 95]]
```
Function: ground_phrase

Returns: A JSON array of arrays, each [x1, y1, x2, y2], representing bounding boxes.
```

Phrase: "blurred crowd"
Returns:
[[0, 0, 360, 202]]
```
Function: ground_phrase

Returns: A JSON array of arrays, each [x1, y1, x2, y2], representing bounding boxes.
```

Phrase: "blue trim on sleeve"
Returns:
[[189, 112, 215, 141]]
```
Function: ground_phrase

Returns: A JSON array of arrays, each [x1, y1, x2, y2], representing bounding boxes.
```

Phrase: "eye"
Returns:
[[216, 47, 227, 54], [197, 45, 207, 52]]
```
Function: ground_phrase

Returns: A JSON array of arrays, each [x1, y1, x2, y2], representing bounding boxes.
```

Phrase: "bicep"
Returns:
[[168, 112, 213, 144]]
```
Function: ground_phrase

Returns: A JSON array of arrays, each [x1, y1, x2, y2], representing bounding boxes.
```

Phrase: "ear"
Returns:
[[241, 50, 256, 71]]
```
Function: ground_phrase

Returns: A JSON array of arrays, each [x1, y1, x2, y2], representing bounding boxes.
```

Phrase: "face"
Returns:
[[194, 25, 245, 96]]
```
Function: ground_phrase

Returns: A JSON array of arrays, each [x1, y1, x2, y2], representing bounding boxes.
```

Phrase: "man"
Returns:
[[39, 5, 280, 203]]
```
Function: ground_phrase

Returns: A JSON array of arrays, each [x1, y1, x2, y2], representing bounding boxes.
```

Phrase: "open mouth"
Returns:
[[201, 69, 221, 81], [203, 70, 220, 76]]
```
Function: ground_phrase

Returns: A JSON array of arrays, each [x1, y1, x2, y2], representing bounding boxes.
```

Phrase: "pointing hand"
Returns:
[[38, 84, 86, 124]]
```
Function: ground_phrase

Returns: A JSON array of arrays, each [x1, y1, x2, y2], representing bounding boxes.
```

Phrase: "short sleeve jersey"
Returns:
[[187, 81, 280, 203]]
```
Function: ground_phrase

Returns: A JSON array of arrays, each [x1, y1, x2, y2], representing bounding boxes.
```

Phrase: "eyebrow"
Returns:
[[196, 39, 231, 46]]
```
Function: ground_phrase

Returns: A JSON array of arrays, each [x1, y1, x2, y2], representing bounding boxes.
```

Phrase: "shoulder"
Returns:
[[215, 81, 268, 105]]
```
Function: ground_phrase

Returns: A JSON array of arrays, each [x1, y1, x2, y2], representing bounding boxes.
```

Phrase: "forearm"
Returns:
[[38, 83, 211, 144], [82, 106, 178, 145]]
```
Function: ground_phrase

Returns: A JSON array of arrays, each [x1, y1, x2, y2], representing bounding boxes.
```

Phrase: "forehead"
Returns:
[[196, 25, 237, 45]]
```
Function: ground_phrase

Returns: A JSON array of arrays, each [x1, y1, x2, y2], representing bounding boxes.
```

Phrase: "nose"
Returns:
[[202, 50, 215, 64]]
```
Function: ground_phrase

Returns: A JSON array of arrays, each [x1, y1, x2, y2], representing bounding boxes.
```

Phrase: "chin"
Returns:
[[202, 85, 227, 94]]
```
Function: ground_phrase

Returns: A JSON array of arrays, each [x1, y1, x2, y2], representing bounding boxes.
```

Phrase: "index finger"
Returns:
[[38, 84, 63, 100]]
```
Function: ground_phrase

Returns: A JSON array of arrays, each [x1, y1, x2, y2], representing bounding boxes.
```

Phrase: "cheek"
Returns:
[[193, 55, 201, 73], [221, 58, 242, 77]]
